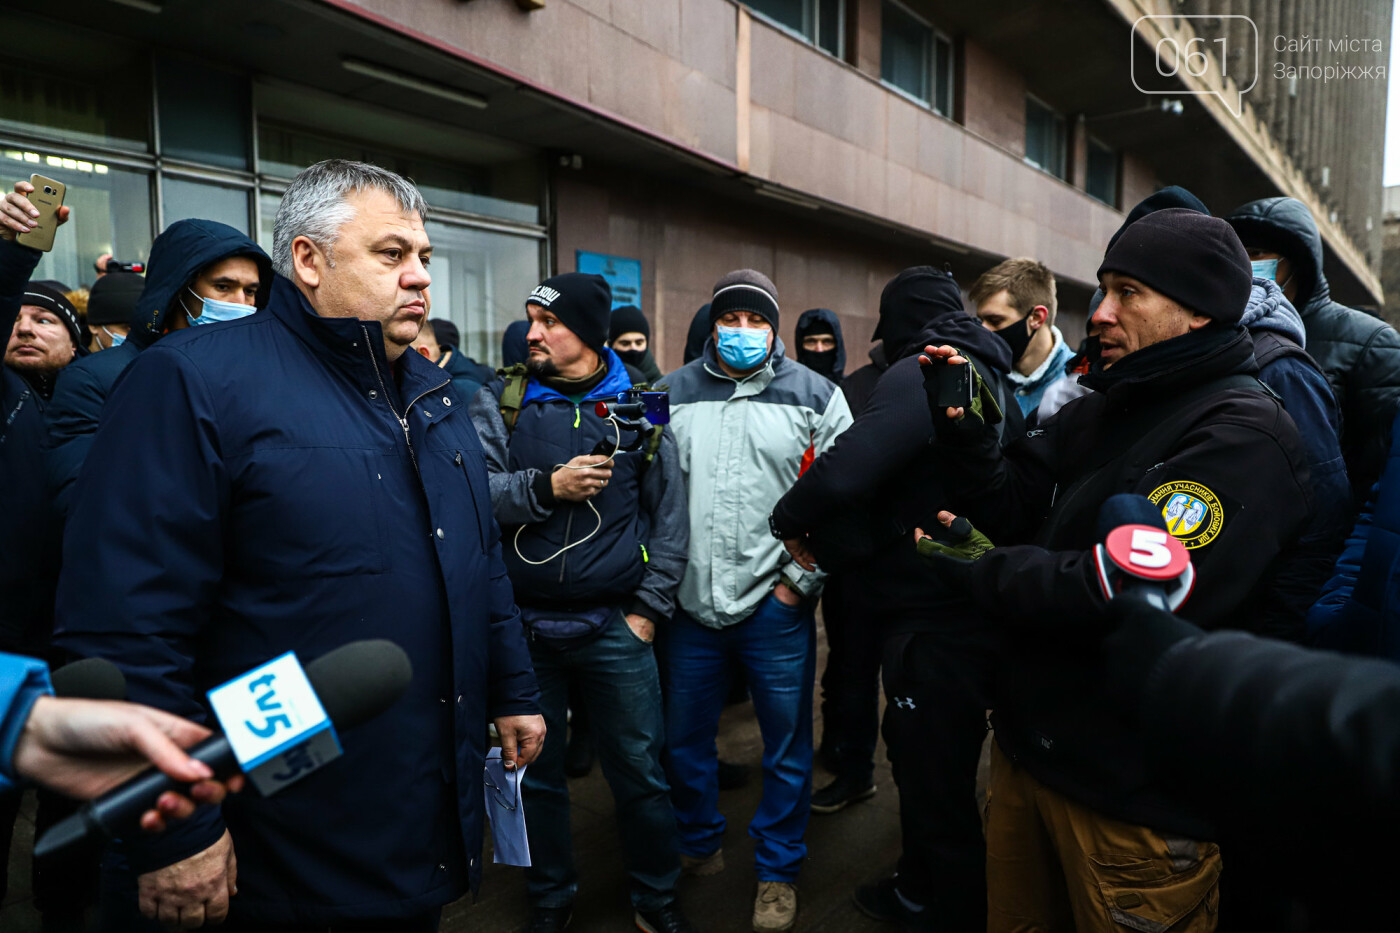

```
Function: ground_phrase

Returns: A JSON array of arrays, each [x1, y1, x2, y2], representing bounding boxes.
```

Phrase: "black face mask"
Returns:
[[1082, 334, 1102, 364], [615, 348, 647, 369], [798, 348, 838, 377], [994, 316, 1034, 363]]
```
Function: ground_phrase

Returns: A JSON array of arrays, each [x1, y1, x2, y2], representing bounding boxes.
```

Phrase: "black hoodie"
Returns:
[[1227, 197, 1400, 505], [770, 268, 1020, 626], [793, 307, 846, 383]]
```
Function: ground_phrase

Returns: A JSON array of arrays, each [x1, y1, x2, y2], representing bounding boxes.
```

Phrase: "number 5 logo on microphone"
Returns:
[[1104, 525, 1190, 581]]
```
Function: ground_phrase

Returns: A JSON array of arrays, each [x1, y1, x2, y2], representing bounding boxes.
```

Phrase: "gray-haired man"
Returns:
[[56, 159, 544, 930]]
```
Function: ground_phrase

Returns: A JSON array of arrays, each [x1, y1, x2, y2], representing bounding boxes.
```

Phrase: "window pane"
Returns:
[[882, 2, 931, 103], [0, 13, 151, 154], [1087, 141, 1118, 207], [1025, 98, 1066, 180], [0, 150, 153, 290], [748, 0, 808, 36], [817, 0, 843, 56], [156, 59, 251, 170], [162, 177, 250, 234], [934, 36, 953, 116], [423, 221, 542, 368]]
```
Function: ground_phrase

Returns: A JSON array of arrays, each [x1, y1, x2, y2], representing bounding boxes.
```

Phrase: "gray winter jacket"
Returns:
[[664, 338, 853, 627]]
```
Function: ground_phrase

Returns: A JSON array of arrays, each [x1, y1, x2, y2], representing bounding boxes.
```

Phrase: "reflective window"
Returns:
[[747, 0, 845, 58], [163, 177, 251, 234], [2, 149, 152, 291], [1026, 96, 1067, 180], [0, 37, 151, 154], [423, 221, 543, 368], [882, 2, 954, 115], [1087, 138, 1119, 207], [156, 59, 251, 171]]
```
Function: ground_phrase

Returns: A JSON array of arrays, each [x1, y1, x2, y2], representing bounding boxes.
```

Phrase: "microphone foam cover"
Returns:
[[50, 658, 127, 701], [305, 640, 413, 731], [1096, 493, 1167, 542]]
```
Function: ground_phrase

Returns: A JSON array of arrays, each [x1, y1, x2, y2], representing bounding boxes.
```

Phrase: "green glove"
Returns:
[[915, 516, 995, 591], [960, 355, 1004, 431]]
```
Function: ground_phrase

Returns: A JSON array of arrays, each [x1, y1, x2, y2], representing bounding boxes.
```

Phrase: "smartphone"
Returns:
[[16, 175, 66, 252], [934, 360, 975, 411]]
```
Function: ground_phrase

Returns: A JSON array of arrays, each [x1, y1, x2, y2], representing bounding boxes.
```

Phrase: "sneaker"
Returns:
[[680, 848, 725, 877], [528, 905, 573, 933], [810, 775, 876, 814], [852, 876, 930, 926], [635, 902, 699, 933], [753, 881, 797, 933], [717, 759, 749, 790]]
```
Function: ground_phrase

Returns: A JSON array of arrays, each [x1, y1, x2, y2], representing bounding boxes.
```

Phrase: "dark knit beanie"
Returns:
[[609, 305, 650, 343], [428, 317, 460, 350], [87, 272, 145, 326], [23, 283, 85, 351], [526, 272, 612, 351], [708, 270, 779, 331], [1097, 208, 1252, 325]]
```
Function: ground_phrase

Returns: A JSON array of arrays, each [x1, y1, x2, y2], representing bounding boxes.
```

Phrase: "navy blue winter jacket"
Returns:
[[55, 274, 539, 922], [470, 350, 688, 622], [0, 240, 61, 654], [44, 219, 271, 516]]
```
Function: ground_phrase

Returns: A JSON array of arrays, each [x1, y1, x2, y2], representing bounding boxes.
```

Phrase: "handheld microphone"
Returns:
[[34, 640, 412, 859], [50, 657, 126, 701], [1093, 494, 1194, 612]]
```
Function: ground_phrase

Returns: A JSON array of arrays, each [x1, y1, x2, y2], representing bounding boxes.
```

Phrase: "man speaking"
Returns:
[[920, 208, 1313, 932], [56, 160, 543, 931]]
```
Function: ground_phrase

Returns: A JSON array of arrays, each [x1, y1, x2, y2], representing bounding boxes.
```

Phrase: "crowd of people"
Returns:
[[4, 157, 1400, 933]]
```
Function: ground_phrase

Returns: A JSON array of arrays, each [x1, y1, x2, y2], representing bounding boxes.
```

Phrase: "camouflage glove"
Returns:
[[920, 350, 1004, 438], [915, 516, 995, 591]]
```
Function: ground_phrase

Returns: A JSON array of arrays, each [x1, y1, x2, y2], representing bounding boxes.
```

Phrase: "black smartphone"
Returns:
[[934, 361, 974, 410]]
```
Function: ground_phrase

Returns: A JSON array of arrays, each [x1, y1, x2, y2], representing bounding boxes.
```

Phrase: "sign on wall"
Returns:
[[576, 250, 642, 309]]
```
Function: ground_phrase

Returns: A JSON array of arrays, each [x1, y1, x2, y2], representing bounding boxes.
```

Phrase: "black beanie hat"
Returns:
[[873, 265, 965, 357], [428, 317, 459, 350], [1097, 208, 1252, 325], [609, 305, 650, 343], [526, 272, 612, 351], [23, 283, 85, 351], [709, 270, 779, 331], [87, 272, 145, 326]]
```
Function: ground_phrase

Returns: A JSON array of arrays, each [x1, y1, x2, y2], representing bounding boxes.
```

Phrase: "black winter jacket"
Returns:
[[1228, 197, 1400, 505], [939, 325, 1312, 837], [770, 317, 1021, 628]]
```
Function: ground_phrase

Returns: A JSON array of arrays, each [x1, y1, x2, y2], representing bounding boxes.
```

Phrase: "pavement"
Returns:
[[2, 617, 985, 933]]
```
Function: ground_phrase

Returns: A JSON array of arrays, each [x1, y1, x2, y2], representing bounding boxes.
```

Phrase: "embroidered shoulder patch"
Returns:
[[1148, 480, 1224, 550]]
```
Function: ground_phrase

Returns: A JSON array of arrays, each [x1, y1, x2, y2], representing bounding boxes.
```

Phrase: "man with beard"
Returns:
[[919, 209, 1312, 932], [469, 273, 694, 933], [769, 266, 1021, 931]]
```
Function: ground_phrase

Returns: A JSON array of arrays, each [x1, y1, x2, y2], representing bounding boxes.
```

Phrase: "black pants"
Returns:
[[881, 630, 995, 931], [818, 573, 882, 783]]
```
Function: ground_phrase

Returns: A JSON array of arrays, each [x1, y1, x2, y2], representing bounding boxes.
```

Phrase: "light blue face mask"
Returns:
[[185, 287, 255, 326], [1250, 259, 1279, 281], [101, 326, 124, 348], [716, 325, 771, 370]]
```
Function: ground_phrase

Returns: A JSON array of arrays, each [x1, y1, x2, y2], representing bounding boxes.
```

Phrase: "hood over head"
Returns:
[[1225, 196, 1327, 313], [131, 219, 271, 349], [794, 307, 846, 380], [501, 319, 530, 366], [1239, 275, 1306, 347]]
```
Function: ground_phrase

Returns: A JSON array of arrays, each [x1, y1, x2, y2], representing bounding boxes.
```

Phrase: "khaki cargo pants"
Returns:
[[985, 743, 1220, 933]]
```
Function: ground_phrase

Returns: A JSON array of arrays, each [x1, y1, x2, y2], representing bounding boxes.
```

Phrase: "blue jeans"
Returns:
[[523, 610, 680, 910], [664, 594, 816, 882]]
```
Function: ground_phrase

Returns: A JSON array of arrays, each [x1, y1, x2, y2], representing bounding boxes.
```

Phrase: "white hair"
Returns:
[[271, 159, 429, 278]]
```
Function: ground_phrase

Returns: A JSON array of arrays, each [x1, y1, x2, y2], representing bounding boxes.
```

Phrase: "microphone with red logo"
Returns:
[[1093, 494, 1194, 613]]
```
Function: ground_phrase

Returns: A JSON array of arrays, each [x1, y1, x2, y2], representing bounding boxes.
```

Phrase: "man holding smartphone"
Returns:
[[919, 209, 1314, 932]]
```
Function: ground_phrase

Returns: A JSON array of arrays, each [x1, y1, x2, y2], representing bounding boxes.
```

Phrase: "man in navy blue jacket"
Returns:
[[56, 159, 543, 931]]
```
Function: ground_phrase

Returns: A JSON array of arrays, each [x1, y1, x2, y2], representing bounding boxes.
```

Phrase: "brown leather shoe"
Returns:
[[753, 881, 797, 933]]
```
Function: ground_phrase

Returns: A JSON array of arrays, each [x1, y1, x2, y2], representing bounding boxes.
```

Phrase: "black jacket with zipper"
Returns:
[[937, 324, 1312, 837]]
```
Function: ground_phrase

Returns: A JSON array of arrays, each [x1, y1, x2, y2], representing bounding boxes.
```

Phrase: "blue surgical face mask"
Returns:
[[716, 325, 770, 370], [185, 287, 255, 326], [1250, 259, 1279, 281], [101, 326, 124, 349]]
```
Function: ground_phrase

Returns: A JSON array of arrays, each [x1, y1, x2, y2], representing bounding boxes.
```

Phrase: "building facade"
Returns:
[[2, 0, 1388, 371]]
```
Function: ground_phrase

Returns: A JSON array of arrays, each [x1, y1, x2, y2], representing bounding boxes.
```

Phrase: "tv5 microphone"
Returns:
[[35, 639, 412, 859], [1093, 493, 1194, 612]]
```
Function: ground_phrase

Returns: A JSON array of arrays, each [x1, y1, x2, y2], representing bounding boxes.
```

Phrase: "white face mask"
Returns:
[[184, 286, 255, 326]]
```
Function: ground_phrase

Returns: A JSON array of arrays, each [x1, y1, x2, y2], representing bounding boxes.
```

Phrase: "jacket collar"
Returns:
[[1007, 327, 1071, 387], [522, 348, 634, 406]]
